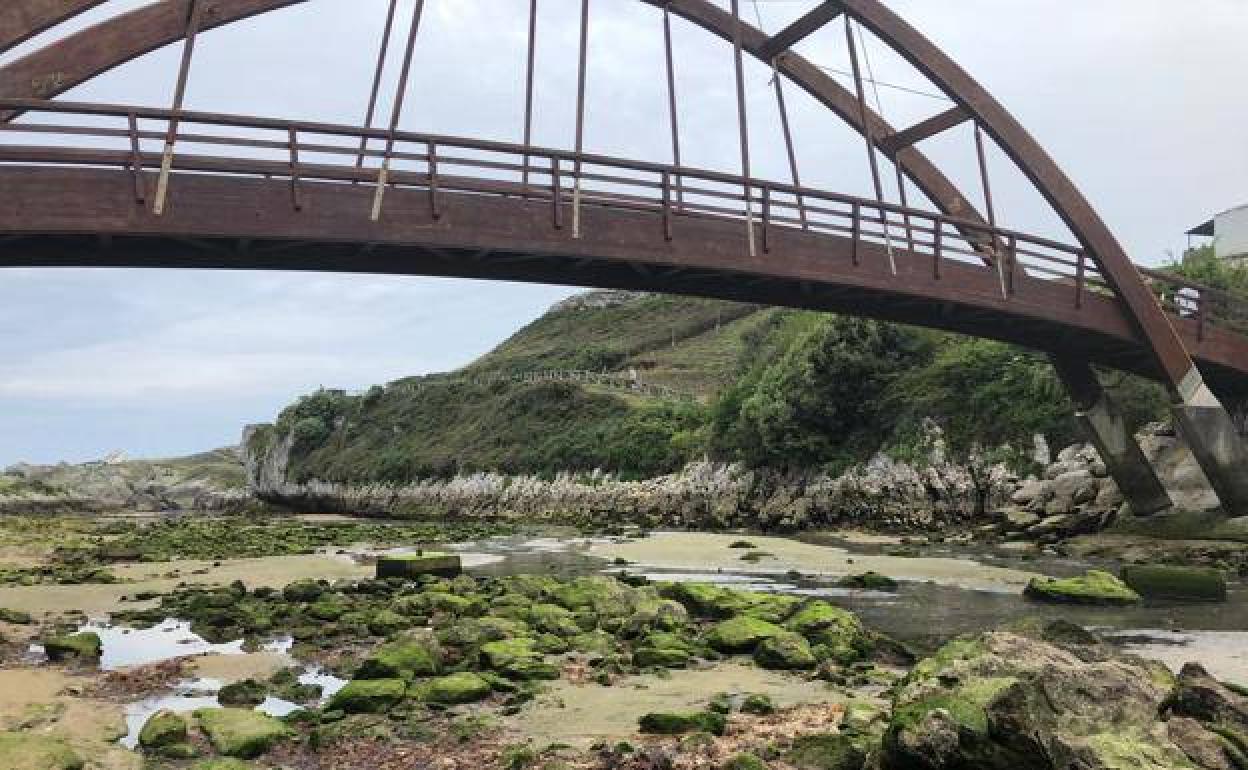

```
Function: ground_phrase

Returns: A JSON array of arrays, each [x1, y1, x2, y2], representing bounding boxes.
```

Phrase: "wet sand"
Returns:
[[505, 663, 856, 747], [0, 553, 371, 617], [594, 531, 1040, 593], [0, 668, 138, 770]]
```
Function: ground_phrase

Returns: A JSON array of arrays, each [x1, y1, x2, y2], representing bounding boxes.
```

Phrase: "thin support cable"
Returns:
[[753, 0, 805, 229], [975, 123, 1008, 299], [662, 4, 682, 208], [847, 16, 896, 274], [521, 0, 538, 190], [730, 0, 755, 258], [572, 0, 589, 238], [153, 0, 203, 216], [371, 0, 425, 222], [356, 0, 399, 173]]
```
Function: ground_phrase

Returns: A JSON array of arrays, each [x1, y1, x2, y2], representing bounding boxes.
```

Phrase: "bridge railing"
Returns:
[[1, 97, 1243, 340]]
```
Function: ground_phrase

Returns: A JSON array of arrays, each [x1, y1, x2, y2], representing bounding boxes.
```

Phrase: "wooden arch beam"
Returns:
[[0, 0, 108, 55], [0, 0, 985, 232]]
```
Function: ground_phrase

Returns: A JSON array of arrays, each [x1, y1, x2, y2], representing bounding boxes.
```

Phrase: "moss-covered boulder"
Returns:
[[0, 732, 84, 770], [723, 753, 769, 770], [621, 598, 688, 636], [638, 710, 726, 736], [191, 760, 253, 770], [367, 609, 412, 635], [1023, 570, 1140, 605], [754, 631, 816, 670], [306, 595, 349, 621], [658, 582, 745, 619], [281, 579, 324, 602], [480, 638, 560, 680], [376, 552, 462, 579], [328, 678, 407, 714], [705, 616, 785, 653], [139, 709, 189, 748], [0, 608, 33, 624], [786, 602, 873, 664], [786, 733, 866, 769], [551, 576, 635, 619], [190, 760, 253, 770], [355, 634, 442, 680], [883, 631, 1198, 769], [43, 631, 102, 662], [741, 694, 775, 715], [633, 646, 691, 668], [195, 708, 294, 759], [418, 672, 493, 704], [218, 679, 267, 706], [528, 603, 582, 637], [837, 571, 899, 591], [1120, 565, 1227, 602]]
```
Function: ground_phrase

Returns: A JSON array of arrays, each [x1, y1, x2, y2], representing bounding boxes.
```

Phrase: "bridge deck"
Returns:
[[2, 164, 1245, 395]]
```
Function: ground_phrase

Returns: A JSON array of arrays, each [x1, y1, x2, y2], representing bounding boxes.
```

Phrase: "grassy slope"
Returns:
[[279, 293, 761, 483]]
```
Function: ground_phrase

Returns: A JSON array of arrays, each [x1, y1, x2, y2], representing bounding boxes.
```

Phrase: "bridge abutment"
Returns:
[[1172, 371, 1248, 517], [1052, 358, 1173, 516]]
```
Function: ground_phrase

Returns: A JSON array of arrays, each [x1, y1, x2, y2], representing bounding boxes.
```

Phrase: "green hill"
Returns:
[[250, 290, 1168, 486]]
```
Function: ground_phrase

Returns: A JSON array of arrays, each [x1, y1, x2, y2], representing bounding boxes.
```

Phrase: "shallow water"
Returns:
[[117, 666, 347, 748]]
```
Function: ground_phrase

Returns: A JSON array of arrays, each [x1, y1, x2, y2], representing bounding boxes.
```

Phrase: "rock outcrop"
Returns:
[[1, 448, 249, 513], [881, 628, 1244, 769]]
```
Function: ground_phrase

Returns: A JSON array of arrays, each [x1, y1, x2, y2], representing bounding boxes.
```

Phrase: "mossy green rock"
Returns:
[[551, 576, 634, 618], [787, 733, 866, 770], [43, 631, 102, 662], [355, 634, 441, 680], [885, 631, 1196, 769], [786, 602, 872, 663], [638, 710, 726, 736], [191, 761, 254, 770], [528, 603, 582, 637], [419, 672, 493, 704], [306, 596, 349, 621], [281, 579, 324, 602], [837, 571, 899, 591], [659, 582, 751, 619], [723, 753, 769, 770], [1120, 565, 1227, 602], [329, 678, 407, 713], [1024, 570, 1140, 606], [0, 732, 84, 770], [139, 709, 189, 748], [367, 609, 412, 635], [376, 552, 461, 579], [705, 616, 785, 653], [754, 631, 816, 670], [634, 646, 691, 668], [741, 694, 775, 715], [0, 607, 33, 624], [480, 638, 560, 680], [218, 679, 266, 706], [195, 708, 294, 759]]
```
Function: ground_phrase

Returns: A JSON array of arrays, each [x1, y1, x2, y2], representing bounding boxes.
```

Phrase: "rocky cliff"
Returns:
[[242, 417, 1223, 537]]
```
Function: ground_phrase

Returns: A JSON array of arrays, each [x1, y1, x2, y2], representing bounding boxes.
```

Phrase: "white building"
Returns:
[[1188, 203, 1248, 262]]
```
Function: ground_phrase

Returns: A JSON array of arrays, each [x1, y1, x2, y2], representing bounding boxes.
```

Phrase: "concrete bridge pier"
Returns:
[[1052, 357, 1173, 516], [1172, 371, 1248, 516]]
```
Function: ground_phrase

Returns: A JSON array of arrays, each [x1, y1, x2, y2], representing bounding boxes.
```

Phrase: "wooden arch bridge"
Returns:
[[1, 0, 1246, 515]]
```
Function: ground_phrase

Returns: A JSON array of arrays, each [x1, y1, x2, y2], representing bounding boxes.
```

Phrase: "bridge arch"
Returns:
[[1, 0, 1246, 512]]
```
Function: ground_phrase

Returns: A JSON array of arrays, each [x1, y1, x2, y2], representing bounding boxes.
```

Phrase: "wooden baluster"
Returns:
[[127, 112, 145, 204], [288, 126, 302, 212], [427, 140, 440, 219]]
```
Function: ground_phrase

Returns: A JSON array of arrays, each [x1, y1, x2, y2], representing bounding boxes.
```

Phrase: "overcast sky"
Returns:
[[1, 0, 1245, 466]]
